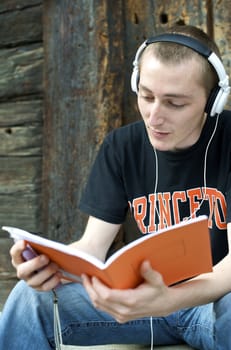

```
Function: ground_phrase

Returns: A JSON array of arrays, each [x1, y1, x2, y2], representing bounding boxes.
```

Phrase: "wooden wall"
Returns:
[[0, 1, 43, 305], [0, 1, 231, 295], [0, 1, 43, 233]]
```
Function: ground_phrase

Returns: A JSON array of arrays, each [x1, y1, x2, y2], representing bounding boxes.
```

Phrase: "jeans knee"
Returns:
[[214, 292, 231, 320], [213, 293, 231, 349]]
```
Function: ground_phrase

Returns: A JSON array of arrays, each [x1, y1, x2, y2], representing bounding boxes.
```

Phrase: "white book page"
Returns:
[[2, 226, 105, 269]]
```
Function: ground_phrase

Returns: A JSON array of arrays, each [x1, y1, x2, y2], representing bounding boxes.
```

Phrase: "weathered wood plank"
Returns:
[[0, 44, 43, 99], [0, 156, 42, 231], [0, 124, 42, 156], [0, 1, 41, 13], [0, 100, 43, 156], [0, 238, 15, 273], [0, 99, 43, 126], [0, 4, 42, 48], [0, 156, 41, 193], [0, 192, 41, 231]]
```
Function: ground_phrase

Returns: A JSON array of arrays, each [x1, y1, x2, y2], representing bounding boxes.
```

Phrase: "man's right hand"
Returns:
[[10, 240, 61, 291]]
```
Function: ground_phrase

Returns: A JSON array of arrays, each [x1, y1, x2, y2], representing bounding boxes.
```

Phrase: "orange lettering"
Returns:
[[203, 187, 227, 229], [157, 193, 172, 230], [132, 197, 147, 233], [187, 188, 202, 218], [172, 191, 187, 224], [148, 194, 157, 232], [214, 191, 227, 229]]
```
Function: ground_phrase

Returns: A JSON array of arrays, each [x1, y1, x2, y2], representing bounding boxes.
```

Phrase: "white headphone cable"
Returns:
[[150, 316, 154, 350], [152, 114, 219, 221]]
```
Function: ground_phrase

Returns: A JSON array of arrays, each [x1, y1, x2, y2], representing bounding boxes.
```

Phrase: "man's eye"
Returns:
[[141, 95, 154, 102], [168, 101, 185, 108]]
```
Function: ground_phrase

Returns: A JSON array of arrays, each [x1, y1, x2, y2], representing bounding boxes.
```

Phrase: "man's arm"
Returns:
[[70, 216, 120, 262], [10, 216, 121, 291]]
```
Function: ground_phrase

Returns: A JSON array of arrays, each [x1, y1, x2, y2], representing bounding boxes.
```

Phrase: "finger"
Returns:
[[83, 275, 142, 323], [36, 273, 61, 292], [16, 254, 49, 279], [91, 277, 137, 308], [26, 262, 61, 290], [89, 277, 134, 318], [140, 260, 164, 286], [91, 276, 113, 298], [82, 275, 115, 311], [27, 272, 61, 292], [10, 240, 27, 267], [82, 274, 99, 306]]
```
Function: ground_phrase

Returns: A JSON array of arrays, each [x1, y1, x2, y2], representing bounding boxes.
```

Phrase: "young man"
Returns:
[[0, 25, 231, 349]]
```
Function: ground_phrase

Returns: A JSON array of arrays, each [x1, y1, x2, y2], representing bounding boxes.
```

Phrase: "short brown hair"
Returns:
[[140, 25, 221, 97]]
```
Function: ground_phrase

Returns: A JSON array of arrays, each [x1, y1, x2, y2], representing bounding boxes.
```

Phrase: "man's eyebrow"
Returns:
[[139, 84, 191, 99]]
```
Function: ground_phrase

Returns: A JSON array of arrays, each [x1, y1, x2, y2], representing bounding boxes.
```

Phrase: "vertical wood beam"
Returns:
[[42, 1, 124, 241]]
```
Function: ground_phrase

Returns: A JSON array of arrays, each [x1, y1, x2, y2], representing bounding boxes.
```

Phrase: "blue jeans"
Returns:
[[0, 280, 230, 350]]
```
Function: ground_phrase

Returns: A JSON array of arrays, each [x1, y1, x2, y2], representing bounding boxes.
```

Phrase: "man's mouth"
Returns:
[[148, 126, 170, 138]]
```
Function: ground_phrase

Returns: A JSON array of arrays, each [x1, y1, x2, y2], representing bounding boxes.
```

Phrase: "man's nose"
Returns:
[[148, 101, 164, 126]]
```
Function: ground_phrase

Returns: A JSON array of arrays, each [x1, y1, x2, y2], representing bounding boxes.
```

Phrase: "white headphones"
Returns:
[[131, 33, 230, 117]]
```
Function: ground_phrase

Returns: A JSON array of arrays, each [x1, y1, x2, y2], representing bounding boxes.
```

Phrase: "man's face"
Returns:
[[137, 52, 208, 151]]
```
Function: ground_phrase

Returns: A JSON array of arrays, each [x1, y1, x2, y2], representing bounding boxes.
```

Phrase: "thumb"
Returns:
[[140, 260, 164, 286]]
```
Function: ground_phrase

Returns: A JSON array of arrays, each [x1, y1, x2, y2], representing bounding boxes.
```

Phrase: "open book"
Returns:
[[2, 215, 212, 289]]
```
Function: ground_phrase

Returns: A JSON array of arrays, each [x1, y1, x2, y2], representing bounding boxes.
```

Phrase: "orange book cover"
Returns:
[[2, 215, 213, 289]]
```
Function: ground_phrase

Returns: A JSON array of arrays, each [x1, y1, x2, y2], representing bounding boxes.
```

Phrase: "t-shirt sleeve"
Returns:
[[79, 133, 129, 224]]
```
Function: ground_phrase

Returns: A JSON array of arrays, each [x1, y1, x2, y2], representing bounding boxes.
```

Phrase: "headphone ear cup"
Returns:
[[211, 87, 230, 116], [204, 86, 220, 116], [131, 64, 139, 93], [205, 85, 230, 117]]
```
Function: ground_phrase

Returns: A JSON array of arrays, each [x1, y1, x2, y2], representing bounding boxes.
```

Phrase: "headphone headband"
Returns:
[[146, 33, 212, 57], [131, 33, 230, 116]]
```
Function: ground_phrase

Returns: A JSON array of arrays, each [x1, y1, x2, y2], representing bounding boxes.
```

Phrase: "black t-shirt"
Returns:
[[79, 111, 231, 265]]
